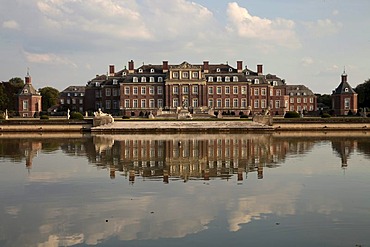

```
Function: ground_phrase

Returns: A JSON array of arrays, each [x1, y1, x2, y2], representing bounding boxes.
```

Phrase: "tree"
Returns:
[[9, 77, 24, 87], [1, 77, 25, 112], [355, 79, 370, 109], [315, 94, 332, 109], [39, 87, 60, 111]]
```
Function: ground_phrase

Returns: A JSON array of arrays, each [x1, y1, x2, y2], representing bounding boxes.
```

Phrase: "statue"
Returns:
[[67, 109, 70, 119], [5, 109, 8, 120]]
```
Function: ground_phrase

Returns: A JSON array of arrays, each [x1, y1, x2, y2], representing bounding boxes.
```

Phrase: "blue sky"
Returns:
[[1, 0, 369, 94]]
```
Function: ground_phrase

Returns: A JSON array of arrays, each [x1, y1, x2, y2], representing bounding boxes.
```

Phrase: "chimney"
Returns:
[[163, 61, 168, 73], [109, 65, 115, 76], [257, 64, 263, 75], [203, 61, 209, 73], [128, 60, 134, 73], [237, 61, 243, 73]]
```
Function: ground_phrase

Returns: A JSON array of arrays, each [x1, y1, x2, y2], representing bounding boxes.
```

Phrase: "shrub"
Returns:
[[70, 112, 84, 120], [284, 111, 300, 118], [122, 115, 130, 119], [321, 113, 331, 118], [40, 115, 49, 120], [240, 115, 249, 119]]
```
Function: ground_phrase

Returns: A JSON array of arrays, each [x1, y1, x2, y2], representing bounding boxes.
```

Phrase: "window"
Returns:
[[157, 86, 163, 95], [141, 87, 146, 95], [138, 68, 143, 73], [208, 99, 214, 108], [106, 100, 111, 109], [72, 98, 76, 104], [182, 72, 189, 78], [208, 76, 213, 82], [67, 99, 70, 104], [60, 99, 64, 105], [273, 81, 278, 86], [133, 99, 138, 108], [125, 99, 130, 108], [309, 105, 313, 111], [158, 99, 163, 108], [149, 86, 154, 95], [67, 93, 70, 96], [225, 86, 230, 94], [225, 98, 230, 107], [275, 100, 281, 109], [261, 99, 266, 109], [345, 88, 349, 92], [193, 85, 198, 94], [192, 72, 198, 79], [149, 77, 154, 82], [241, 99, 247, 108], [233, 99, 238, 108], [233, 76, 238, 82], [173, 72, 179, 79], [113, 79, 118, 85], [303, 98, 307, 103], [217, 76, 222, 82], [150, 68, 155, 73], [254, 99, 259, 108], [254, 88, 259, 96], [225, 76, 230, 82], [133, 87, 138, 95], [80, 93, 84, 96], [276, 89, 281, 96], [149, 99, 155, 108], [23, 100, 28, 110], [290, 98, 294, 103], [113, 89, 118, 96], [217, 99, 222, 107], [208, 86, 214, 95], [241, 86, 247, 94], [233, 86, 238, 94], [261, 88, 266, 96], [173, 86, 179, 94], [125, 87, 130, 95], [290, 106, 294, 111], [183, 86, 189, 94], [255, 79, 259, 84], [270, 89, 273, 96], [173, 98, 179, 107], [106, 88, 111, 96], [141, 99, 146, 108], [133, 77, 138, 82], [344, 98, 350, 109], [310, 97, 313, 103], [113, 101, 118, 109], [216, 86, 222, 94], [297, 98, 301, 103], [158, 77, 163, 82], [216, 68, 220, 72], [141, 77, 146, 83], [193, 98, 198, 107]]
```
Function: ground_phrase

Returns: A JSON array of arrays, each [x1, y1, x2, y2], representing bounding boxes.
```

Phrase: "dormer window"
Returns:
[[138, 68, 143, 73], [133, 77, 138, 82], [150, 68, 155, 73], [208, 76, 213, 82], [273, 81, 278, 86], [158, 77, 163, 82], [141, 77, 146, 82], [246, 71, 250, 75], [216, 68, 220, 72], [229, 68, 233, 72], [345, 88, 349, 92], [113, 79, 118, 85], [217, 76, 222, 82], [24, 89, 28, 94], [225, 76, 230, 82], [255, 79, 259, 84], [149, 77, 155, 82], [233, 76, 238, 82], [122, 72, 127, 76]]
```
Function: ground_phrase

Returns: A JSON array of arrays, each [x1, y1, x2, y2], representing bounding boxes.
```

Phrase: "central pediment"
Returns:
[[170, 61, 201, 70]]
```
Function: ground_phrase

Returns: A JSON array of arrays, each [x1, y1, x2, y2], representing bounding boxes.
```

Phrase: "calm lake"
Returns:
[[0, 132, 370, 247]]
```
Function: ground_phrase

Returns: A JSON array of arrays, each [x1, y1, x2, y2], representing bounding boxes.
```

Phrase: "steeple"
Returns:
[[25, 67, 31, 84], [341, 66, 347, 83]]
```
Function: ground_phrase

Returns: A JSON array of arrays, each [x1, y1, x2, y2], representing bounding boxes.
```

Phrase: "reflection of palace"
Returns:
[[91, 134, 312, 182]]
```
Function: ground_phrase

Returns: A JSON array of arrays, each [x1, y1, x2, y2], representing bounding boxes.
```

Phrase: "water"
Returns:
[[0, 132, 370, 247]]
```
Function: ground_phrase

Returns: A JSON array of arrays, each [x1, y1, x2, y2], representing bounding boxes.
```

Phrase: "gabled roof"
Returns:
[[19, 83, 39, 96]]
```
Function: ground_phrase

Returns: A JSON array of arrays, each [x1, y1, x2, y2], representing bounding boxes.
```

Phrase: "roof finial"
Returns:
[[343, 66, 347, 75], [27, 67, 30, 76]]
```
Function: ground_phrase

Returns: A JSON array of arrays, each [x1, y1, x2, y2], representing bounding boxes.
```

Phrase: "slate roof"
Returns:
[[19, 83, 39, 96], [285, 85, 315, 96], [333, 75, 356, 94]]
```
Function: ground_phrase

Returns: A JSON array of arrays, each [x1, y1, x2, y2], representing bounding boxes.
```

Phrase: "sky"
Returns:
[[1, 0, 369, 94]]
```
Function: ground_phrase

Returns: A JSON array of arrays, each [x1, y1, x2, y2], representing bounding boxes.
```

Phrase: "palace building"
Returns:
[[83, 60, 317, 117]]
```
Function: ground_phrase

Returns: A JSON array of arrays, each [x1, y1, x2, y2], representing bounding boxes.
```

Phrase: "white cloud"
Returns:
[[226, 2, 300, 49], [304, 18, 342, 37], [332, 9, 339, 16], [301, 57, 314, 66], [24, 51, 77, 68], [2, 20, 20, 30]]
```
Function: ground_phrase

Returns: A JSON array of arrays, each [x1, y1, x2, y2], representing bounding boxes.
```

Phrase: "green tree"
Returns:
[[0, 85, 9, 110], [355, 79, 370, 109], [315, 94, 332, 109], [2, 77, 24, 112], [39, 87, 60, 111], [9, 77, 24, 87]]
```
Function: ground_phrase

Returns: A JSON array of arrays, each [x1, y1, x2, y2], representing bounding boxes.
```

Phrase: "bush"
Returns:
[[70, 112, 84, 120], [40, 115, 49, 120], [321, 113, 331, 118], [240, 115, 249, 119], [284, 111, 301, 118], [122, 115, 130, 119]]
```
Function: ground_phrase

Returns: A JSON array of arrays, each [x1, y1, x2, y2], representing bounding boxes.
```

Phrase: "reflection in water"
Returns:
[[0, 133, 370, 246]]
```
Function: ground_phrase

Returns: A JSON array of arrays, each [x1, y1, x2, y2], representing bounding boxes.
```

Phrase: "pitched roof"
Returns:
[[19, 83, 39, 96], [333, 74, 356, 95], [286, 85, 315, 96]]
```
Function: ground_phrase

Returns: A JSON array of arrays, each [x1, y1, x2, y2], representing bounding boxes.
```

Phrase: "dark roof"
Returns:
[[19, 83, 39, 96], [61, 86, 86, 93], [333, 74, 356, 94], [286, 85, 315, 96]]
